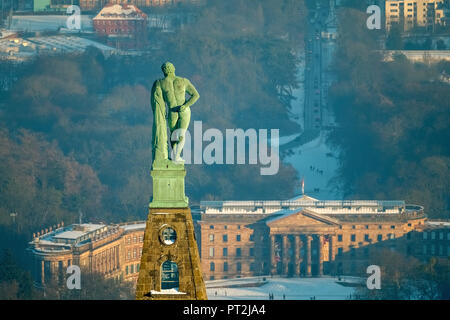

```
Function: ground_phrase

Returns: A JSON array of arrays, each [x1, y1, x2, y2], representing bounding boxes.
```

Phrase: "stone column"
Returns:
[[306, 235, 312, 276], [317, 235, 323, 276], [41, 260, 45, 286], [270, 235, 276, 275], [282, 235, 289, 275], [295, 235, 301, 276], [329, 235, 335, 275]]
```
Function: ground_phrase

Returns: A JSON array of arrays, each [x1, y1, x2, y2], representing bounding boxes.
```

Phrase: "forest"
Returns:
[[0, 0, 306, 298], [328, 4, 449, 219]]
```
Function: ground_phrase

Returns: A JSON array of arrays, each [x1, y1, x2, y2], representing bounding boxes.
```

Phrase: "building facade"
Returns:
[[385, 0, 446, 31], [29, 195, 450, 287], [198, 195, 448, 280], [93, 4, 147, 37]]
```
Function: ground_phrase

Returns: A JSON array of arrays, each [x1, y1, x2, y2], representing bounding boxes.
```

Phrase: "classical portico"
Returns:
[[266, 208, 339, 277]]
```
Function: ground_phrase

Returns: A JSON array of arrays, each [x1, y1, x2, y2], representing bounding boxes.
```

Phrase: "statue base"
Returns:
[[135, 207, 207, 300], [149, 159, 189, 208]]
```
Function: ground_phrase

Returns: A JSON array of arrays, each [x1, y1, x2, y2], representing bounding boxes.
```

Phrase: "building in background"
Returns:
[[79, 0, 202, 11], [33, 0, 79, 12], [29, 195, 450, 287], [93, 4, 147, 49], [29, 221, 145, 288], [385, 0, 447, 31], [198, 195, 448, 280]]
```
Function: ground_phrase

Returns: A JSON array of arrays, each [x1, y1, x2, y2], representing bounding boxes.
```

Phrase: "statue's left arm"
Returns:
[[181, 78, 200, 110]]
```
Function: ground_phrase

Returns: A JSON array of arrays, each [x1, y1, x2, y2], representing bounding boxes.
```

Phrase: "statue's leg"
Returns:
[[173, 107, 191, 162], [168, 110, 179, 160]]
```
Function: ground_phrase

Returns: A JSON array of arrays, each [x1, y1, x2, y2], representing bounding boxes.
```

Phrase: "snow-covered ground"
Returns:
[[281, 10, 342, 200], [206, 276, 356, 300], [284, 131, 341, 200]]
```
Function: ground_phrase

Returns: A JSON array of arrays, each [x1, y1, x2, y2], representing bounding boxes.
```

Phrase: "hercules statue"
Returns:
[[151, 62, 200, 165]]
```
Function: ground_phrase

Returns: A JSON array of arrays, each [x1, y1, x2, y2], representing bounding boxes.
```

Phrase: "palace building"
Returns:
[[29, 221, 145, 288], [198, 195, 441, 280], [28, 195, 450, 287]]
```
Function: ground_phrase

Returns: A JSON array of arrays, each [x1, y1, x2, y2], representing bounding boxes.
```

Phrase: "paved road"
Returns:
[[281, 3, 330, 151]]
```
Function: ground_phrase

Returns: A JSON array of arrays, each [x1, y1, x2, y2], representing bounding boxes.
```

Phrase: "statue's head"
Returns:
[[161, 62, 175, 76]]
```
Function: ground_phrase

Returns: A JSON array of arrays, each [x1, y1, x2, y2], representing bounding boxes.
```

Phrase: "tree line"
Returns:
[[0, 0, 306, 298]]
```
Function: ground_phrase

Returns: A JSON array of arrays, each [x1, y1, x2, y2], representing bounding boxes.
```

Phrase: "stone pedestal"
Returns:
[[136, 159, 207, 300], [149, 159, 188, 208]]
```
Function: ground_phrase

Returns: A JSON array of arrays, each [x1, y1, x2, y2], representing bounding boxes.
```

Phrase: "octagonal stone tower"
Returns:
[[136, 159, 207, 300]]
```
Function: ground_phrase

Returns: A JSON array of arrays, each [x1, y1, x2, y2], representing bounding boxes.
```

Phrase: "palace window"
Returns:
[[210, 225, 214, 229], [249, 234, 254, 241], [210, 262, 215, 271], [209, 234, 214, 242], [224, 225, 228, 230], [237, 225, 241, 229], [139, 235, 143, 242], [237, 262, 242, 273], [364, 234, 370, 242], [223, 235, 228, 242], [351, 234, 356, 242], [126, 266, 129, 275], [209, 247, 214, 257], [236, 248, 242, 257], [223, 248, 228, 257], [137, 264, 140, 272], [131, 264, 134, 273], [337, 248, 343, 256], [223, 262, 228, 272], [133, 236, 137, 243], [338, 235, 343, 242], [236, 235, 241, 242]]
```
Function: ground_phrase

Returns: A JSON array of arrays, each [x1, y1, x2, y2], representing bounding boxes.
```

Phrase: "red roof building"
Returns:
[[93, 4, 147, 37], [93, 4, 148, 49]]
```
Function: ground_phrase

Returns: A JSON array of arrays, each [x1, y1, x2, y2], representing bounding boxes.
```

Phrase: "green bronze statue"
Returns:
[[151, 62, 200, 165]]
